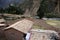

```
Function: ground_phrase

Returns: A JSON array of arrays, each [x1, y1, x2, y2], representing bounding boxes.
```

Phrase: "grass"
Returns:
[[32, 24, 46, 30], [46, 20, 60, 28]]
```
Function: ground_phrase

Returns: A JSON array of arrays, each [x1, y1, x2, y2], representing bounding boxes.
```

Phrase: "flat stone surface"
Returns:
[[5, 19, 33, 33], [30, 29, 59, 40]]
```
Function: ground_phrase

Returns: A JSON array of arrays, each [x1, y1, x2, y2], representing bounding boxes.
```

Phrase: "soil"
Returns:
[[25, 18, 60, 39], [1, 17, 60, 39]]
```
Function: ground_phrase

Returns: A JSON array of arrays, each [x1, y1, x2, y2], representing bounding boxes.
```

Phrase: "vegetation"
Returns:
[[0, 4, 24, 15], [0, 0, 60, 18], [37, 0, 59, 18], [46, 20, 60, 28], [32, 24, 46, 30], [44, 12, 60, 18]]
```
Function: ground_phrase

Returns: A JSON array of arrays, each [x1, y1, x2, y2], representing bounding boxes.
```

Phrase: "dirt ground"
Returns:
[[25, 18, 60, 39], [4, 18, 60, 39]]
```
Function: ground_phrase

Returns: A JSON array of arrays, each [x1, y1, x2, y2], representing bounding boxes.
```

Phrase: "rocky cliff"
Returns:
[[0, 0, 60, 17], [20, 0, 42, 17], [20, 0, 60, 17]]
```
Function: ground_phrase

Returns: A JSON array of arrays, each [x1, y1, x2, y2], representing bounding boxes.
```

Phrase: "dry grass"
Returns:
[[46, 20, 60, 28], [32, 24, 46, 30]]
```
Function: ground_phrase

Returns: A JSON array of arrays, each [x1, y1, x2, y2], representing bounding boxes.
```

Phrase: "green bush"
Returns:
[[0, 4, 24, 15], [45, 12, 60, 18], [37, 0, 58, 18]]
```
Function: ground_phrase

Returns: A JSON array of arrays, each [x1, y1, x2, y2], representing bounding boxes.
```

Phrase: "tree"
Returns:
[[3, 4, 24, 15], [0, 8, 5, 18], [37, 0, 46, 19], [0, 8, 4, 13], [37, 0, 58, 18]]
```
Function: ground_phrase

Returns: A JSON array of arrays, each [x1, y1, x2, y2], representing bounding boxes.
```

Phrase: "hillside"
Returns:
[[0, 0, 60, 17], [19, 0, 60, 17], [20, 0, 42, 17]]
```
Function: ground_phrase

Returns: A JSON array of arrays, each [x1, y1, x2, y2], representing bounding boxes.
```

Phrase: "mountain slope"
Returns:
[[20, 0, 42, 17], [20, 0, 60, 17]]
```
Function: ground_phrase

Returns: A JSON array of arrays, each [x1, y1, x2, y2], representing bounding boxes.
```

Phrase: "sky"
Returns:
[[0, 0, 24, 8]]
